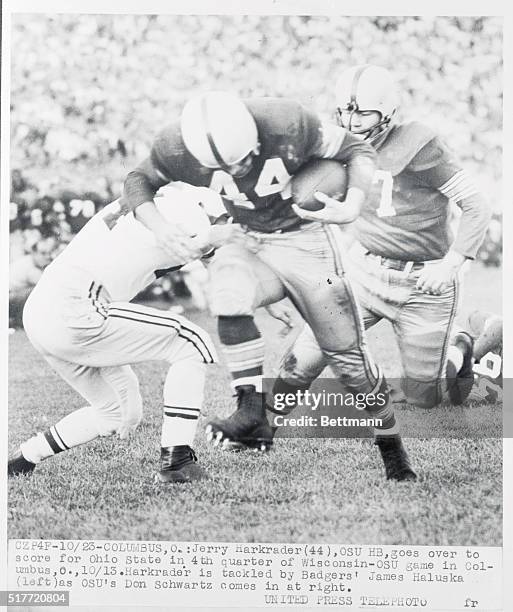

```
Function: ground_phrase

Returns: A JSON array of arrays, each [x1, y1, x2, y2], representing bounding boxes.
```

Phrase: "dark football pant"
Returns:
[[208, 222, 383, 396], [278, 244, 461, 409]]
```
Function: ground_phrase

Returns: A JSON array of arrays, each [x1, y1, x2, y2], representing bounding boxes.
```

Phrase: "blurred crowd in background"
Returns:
[[9, 15, 503, 320]]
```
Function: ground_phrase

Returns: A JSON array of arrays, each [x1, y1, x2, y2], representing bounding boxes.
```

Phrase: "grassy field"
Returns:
[[8, 263, 502, 546]]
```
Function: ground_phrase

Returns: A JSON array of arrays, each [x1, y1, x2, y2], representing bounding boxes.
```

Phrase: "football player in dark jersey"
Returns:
[[122, 91, 416, 481], [271, 65, 492, 419]]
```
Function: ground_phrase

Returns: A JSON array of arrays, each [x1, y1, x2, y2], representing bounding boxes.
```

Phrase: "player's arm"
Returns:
[[123, 131, 199, 260], [193, 214, 245, 257], [294, 113, 377, 224], [411, 137, 491, 294]]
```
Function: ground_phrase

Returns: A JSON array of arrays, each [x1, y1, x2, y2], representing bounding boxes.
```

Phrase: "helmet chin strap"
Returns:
[[337, 106, 396, 143], [367, 111, 396, 145], [365, 118, 389, 140]]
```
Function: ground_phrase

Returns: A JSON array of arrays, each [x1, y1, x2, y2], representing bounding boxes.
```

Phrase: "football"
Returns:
[[291, 159, 348, 211]]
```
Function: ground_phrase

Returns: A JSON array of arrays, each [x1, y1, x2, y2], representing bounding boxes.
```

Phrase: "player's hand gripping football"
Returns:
[[292, 189, 362, 225]]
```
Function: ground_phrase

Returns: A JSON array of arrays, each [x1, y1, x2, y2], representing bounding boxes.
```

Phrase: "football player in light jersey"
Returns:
[[121, 91, 416, 481], [8, 187, 239, 483], [271, 65, 492, 417]]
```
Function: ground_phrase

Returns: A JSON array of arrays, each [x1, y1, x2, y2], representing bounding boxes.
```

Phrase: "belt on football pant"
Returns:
[[350, 242, 442, 273], [349, 240, 443, 273], [366, 253, 425, 273], [245, 220, 314, 234]]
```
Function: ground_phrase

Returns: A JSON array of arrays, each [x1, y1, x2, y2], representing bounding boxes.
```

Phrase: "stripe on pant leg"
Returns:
[[323, 225, 380, 389], [108, 305, 215, 363], [108, 304, 215, 363], [88, 281, 108, 319], [108, 312, 211, 364], [435, 277, 460, 403], [322, 225, 344, 276]]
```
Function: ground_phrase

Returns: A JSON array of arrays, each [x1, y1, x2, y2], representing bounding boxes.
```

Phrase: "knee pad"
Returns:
[[279, 345, 324, 386], [208, 257, 257, 316]]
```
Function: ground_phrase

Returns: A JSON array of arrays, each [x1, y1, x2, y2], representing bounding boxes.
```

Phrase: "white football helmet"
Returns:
[[180, 91, 260, 171], [335, 65, 399, 142]]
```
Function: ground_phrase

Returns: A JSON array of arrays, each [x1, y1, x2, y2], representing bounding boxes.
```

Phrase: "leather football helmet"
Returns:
[[335, 65, 399, 143], [181, 91, 260, 172]]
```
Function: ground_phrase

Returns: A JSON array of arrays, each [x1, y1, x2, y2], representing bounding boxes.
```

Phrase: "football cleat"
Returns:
[[8, 449, 36, 477], [157, 445, 207, 483], [375, 437, 417, 482], [447, 331, 475, 405], [206, 385, 274, 451]]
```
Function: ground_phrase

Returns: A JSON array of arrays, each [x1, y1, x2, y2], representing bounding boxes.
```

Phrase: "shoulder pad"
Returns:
[[377, 122, 437, 175], [246, 98, 306, 135]]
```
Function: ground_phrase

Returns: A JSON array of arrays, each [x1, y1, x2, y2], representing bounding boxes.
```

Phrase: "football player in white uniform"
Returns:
[[8, 187, 239, 483]]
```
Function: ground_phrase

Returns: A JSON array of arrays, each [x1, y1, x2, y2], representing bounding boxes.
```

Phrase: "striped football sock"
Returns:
[[218, 315, 264, 392], [161, 406, 200, 447], [20, 407, 102, 463], [161, 358, 206, 447]]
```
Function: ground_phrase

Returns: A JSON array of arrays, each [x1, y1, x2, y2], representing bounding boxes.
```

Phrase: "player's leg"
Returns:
[[206, 242, 286, 450], [267, 324, 327, 416], [445, 329, 475, 405], [8, 351, 140, 476], [89, 302, 216, 481], [267, 303, 381, 417], [19, 289, 216, 481], [156, 330, 211, 482], [454, 310, 503, 404], [394, 276, 460, 409], [467, 310, 503, 363], [258, 225, 416, 481]]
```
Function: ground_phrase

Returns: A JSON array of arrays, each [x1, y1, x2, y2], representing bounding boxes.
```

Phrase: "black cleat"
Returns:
[[206, 385, 274, 451], [8, 449, 36, 477], [447, 331, 475, 405], [157, 445, 207, 483], [375, 437, 417, 482]]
